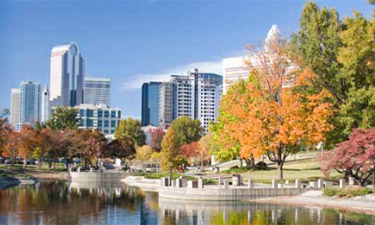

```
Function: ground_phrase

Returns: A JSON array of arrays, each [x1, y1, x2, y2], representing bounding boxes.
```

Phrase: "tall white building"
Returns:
[[222, 57, 249, 94], [19, 81, 41, 129], [10, 88, 20, 128], [50, 42, 85, 108], [158, 69, 222, 132], [83, 77, 111, 107], [41, 84, 50, 122]]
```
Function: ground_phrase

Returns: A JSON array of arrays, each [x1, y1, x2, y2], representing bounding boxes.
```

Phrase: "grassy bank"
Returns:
[[323, 187, 375, 197]]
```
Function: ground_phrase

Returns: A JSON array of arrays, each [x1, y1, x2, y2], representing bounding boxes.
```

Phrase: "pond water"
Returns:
[[0, 181, 374, 225]]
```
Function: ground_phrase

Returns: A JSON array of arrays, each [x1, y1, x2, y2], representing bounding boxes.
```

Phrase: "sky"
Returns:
[[0, 0, 373, 119]]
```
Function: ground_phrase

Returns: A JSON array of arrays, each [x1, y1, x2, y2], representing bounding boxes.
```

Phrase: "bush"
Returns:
[[323, 188, 339, 196], [323, 187, 373, 197], [255, 161, 268, 170]]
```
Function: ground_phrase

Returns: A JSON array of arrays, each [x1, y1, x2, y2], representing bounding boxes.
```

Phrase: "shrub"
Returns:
[[323, 188, 339, 196], [255, 161, 268, 170]]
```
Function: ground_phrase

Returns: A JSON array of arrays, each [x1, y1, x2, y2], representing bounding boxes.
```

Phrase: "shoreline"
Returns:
[[250, 190, 375, 215]]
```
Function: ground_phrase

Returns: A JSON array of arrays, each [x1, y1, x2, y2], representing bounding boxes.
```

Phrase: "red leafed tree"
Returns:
[[179, 142, 200, 160], [321, 128, 375, 187], [150, 127, 164, 152]]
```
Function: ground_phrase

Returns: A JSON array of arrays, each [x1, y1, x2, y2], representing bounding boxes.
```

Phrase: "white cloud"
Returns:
[[121, 60, 223, 91]]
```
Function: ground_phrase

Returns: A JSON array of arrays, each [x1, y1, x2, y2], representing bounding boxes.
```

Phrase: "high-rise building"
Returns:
[[157, 69, 222, 132], [222, 57, 249, 94], [83, 77, 111, 107], [19, 81, 41, 129], [49, 43, 85, 108], [10, 88, 20, 128], [41, 84, 50, 122], [76, 104, 121, 136], [141, 82, 161, 126], [158, 82, 174, 128]]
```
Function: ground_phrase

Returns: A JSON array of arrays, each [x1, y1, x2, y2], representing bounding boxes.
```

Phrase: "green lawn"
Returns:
[[0, 163, 68, 178], [233, 152, 341, 184]]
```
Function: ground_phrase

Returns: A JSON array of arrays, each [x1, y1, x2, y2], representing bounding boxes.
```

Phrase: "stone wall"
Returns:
[[68, 171, 129, 182]]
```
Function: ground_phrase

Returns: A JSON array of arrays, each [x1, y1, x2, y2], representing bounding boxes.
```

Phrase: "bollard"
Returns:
[[339, 179, 346, 188], [198, 177, 204, 189], [309, 181, 318, 189], [171, 180, 176, 187], [187, 180, 198, 188], [295, 179, 301, 189], [223, 180, 229, 189], [77, 167, 81, 172], [271, 180, 278, 189], [90, 167, 93, 172], [285, 180, 289, 185], [232, 174, 241, 186], [218, 176, 223, 185], [176, 178, 182, 188], [247, 180, 254, 189], [317, 179, 324, 189]]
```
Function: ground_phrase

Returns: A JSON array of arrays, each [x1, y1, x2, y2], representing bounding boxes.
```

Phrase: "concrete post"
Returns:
[[223, 180, 229, 189], [232, 174, 241, 186], [166, 177, 171, 186], [160, 178, 164, 187], [218, 176, 223, 185], [339, 179, 346, 188], [285, 180, 289, 185], [171, 180, 176, 187], [68, 166, 72, 173], [176, 178, 182, 188], [247, 180, 254, 189], [187, 180, 198, 188], [90, 167, 93, 172], [198, 177, 204, 189], [77, 167, 81, 172], [317, 179, 324, 189], [309, 181, 318, 189], [295, 179, 301, 189], [271, 179, 278, 189]]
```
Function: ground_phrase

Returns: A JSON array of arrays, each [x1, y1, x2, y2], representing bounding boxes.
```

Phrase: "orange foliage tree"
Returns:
[[222, 35, 333, 179]]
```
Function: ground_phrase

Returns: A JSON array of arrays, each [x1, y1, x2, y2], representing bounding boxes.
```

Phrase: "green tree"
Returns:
[[291, 2, 375, 146], [110, 136, 136, 160], [136, 145, 154, 162], [170, 116, 203, 147], [114, 118, 146, 147], [160, 127, 179, 172], [47, 107, 78, 130]]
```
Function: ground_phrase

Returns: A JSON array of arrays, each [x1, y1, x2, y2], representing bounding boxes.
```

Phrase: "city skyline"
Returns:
[[0, 0, 372, 119]]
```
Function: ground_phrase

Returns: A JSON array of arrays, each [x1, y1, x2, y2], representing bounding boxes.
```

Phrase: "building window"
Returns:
[[104, 110, 109, 118], [104, 120, 109, 127], [98, 120, 102, 127], [111, 120, 116, 127], [87, 109, 93, 117], [98, 109, 103, 117], [79, 109, 85, 117], [118, 111, 121, 118], [111, 110, 116, 118]]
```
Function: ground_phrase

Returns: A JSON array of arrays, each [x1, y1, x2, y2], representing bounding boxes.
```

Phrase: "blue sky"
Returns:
[[0, 0, 373, 118]]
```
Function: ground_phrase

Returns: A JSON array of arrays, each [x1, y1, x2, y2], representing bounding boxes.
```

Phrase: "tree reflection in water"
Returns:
[[1, 181, 375, 225]]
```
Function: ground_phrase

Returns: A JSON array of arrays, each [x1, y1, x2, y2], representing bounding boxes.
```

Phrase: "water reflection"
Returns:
[[0, 181, 374, 225]]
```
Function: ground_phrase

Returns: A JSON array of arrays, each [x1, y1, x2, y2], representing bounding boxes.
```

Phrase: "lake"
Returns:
[[0, 181, 374, 225]]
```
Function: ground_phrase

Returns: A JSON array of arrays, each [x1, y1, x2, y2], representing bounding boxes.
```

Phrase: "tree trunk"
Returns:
[[23, 158, 27, 170], [244, 157, 255, 168], [277, 163, 283, 180]]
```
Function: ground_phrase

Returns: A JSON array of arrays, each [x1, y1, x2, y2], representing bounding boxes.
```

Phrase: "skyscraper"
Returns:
[[83, 77, 111, 107], [141, 82, 161, 126], [222, 57, 249, 94], [19, 81, 41, 129], [49, 42, 85, 108], [158, 69, 222, 132], [158, 82, 174, 129], [41, 84, 50, 122], [10, 88, 20, 128]]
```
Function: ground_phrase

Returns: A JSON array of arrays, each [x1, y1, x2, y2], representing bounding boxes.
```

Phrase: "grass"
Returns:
[[229, 152, 341, 184], [133, 172, 196, 180], [0, 163, 68, 179]]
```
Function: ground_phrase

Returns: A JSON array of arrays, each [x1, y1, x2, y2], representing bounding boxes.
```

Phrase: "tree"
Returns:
[[179, 142, 200, 161], [321, 128, 375, 187], [73, 129, 108, 168], [171, 116, 203, 147], [291, 2, 375, 147], [160, 127, 179, 172], [222, 35, 333, 180], [198, 133, 215, 165], [110, 136, 136, 160], [3, 129, 20, 165], [19, 125, 40, 169], [114, 118, 146, 147], [47, 107, 78, 130], [150, 127, 164, 152], [136, 145, 154, 162], [0, 109, 10, 156]]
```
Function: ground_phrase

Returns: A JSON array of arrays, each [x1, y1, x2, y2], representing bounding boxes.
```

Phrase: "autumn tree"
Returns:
[[0, 109, 10, 156], [160, 127, 179, 172], [3, 129, 20, 165], [19, 125, 40, 169], [136, 145, 154, 162], [110, 136, 136, 160], [47, 107, 78, 130], [292, 2, 375, 146], [115, 118, 146, 147], [171, 116, 203, 147], [198, 133, 215, 165], [222, 33, 333, 180], [321, 128, 375, 187], [150, 127, 164, 152], [179, 142, 200, 163]]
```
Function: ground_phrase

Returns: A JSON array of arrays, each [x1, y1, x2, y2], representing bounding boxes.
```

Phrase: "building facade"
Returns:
[[222, 57, 249, 94], [158, 82, 174, 128], [157, 69, 222, 132], [10, 88, 20, 128], [41, 84, 50, 122], [19, 81, 41, 129], [141, 82, 161, 126], [50, 43, 85, 108], [83, 77, 111, 107], [76, 104, 121, 136]]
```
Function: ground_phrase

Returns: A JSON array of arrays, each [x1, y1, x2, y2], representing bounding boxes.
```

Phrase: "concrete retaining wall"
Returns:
[[68, 171, 129, 182], [158, 186, 310, 201]]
